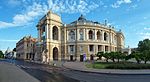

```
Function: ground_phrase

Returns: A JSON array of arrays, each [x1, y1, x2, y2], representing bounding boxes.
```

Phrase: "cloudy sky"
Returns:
[[0, 0, 149, 51]]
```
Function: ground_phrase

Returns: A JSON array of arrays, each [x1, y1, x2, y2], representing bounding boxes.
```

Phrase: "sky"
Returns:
[[0, 0, 150, 51]]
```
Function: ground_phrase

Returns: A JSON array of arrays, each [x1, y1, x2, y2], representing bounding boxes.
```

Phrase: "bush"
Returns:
[[87, 62, 150, 69]]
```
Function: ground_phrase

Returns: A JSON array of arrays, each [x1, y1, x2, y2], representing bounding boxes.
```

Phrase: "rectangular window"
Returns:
[[89, 45, 94, 52], [70, 45, 74, 53], [80, 46, 83, 52], [105, 46, 109, 52], [98, 45, 102, 51]]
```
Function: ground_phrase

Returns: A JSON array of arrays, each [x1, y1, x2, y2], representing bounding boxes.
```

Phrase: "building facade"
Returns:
[[36, 11, 125, 63], [16, 36, 37, 60]]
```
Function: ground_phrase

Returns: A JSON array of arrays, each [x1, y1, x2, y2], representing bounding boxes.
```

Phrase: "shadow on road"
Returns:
[[22, 68, 80, 82]]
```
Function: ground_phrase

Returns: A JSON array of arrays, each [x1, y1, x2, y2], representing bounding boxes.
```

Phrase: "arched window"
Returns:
[[79, 29, 84, 40], [89, 30, 93, 39], [97, 31, 100, 40], [104, 32, 108, 41], [69, 30, 75, 40], [53, 26, 58, 40]]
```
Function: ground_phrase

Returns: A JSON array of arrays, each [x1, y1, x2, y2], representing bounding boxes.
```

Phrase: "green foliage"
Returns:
[[138, 39, 150, 52], [109, 52, 116, 62], [96, 52, 104, 59], [141, 50, 150, 64], [103, 52, 110, 62], [92, 39, 150, 69], [136, 39, 150, 64], [87, 62, 150, 69], [131, 51, 142, 64], [96, 51, 126, 63], [0, 50, 4, 58]]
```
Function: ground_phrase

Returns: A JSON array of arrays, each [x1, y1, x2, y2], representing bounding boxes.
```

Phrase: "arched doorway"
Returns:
[[53, 47, 58, 60]]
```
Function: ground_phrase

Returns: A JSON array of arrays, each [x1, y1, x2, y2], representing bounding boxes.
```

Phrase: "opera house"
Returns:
[[36, 11, 124, 63]]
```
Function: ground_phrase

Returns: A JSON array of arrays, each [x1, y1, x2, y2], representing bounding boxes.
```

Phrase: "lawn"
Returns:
[[86, 62, 150, 69]]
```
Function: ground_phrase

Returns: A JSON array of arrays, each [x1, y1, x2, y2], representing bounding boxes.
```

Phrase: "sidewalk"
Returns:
[[0, 62, 40, 82], [63, 61, 150, 75]]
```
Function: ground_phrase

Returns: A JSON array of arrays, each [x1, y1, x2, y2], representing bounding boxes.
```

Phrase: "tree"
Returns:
[[103, 52, 110, 62], [141, 50, 150, 64], [109, 52, 116, 62], [117, 52, 126, 62], [0, 50, 4, 58], [131, 52, 142, 64], [137, 39, 150, 64], [96, 52, 104, 60], [138, 39, 150, 52]]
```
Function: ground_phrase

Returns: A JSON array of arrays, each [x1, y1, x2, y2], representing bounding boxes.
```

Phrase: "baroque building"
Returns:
[[16, 36, 37, 60], [36, 11, 124, 63]]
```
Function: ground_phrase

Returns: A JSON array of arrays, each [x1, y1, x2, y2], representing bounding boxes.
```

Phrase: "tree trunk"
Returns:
[[106, 58, 108, 62], [144, 61, 147, 64], [137, 60, 140, 64], [117, 59, 119, 63], [113, 58, 115, 62]]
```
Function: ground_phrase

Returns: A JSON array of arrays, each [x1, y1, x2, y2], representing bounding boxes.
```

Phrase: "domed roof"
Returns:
[[70, 14, 100, 25], [78, 14, 86, 21]]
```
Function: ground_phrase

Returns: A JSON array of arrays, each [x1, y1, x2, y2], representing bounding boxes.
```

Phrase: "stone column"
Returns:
[[38, 28, 41, 42], [95, 45, 97, 55], [85, 29, 87, 40], [45, 24, 49, 40], [66, 30, 69, 41], [49, 26, 52, 40], [103, 45, 105, 53], [59, 27, 61, 41], [86, 29, 88, 40], [58, 46, 61, 61], [77, 29, 79, 40], [94, 29, 97, 40], [102, 31, 104, 41]]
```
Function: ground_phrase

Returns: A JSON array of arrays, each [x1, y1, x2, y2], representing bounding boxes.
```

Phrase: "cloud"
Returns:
[[0, 39, 19, 42], [143, 17, 148, 19], [144, 27, 150, 30], [47, 0, 99, 14], [0, 0, 99, 29], [111, 0, 132, 8], [0, 21, 15, 28], [0, 2, 47, 28], [139, 32, 150, 39], [7, 0, 21, 7]]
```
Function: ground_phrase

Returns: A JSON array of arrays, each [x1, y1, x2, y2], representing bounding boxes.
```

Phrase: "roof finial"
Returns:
[[104, 19, 107, 26], [78, 14, 86, 21]]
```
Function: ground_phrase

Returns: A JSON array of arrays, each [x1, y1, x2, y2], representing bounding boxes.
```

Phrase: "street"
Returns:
[[1, 59, 150, 82], [0, 59, 79, 82], [62, 70, 150, 82]]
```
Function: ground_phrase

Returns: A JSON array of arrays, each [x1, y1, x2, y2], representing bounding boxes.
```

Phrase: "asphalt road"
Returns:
[[62, 69, 150, 82], [1, 59, 150, 82], [0, 59, 79, 82]]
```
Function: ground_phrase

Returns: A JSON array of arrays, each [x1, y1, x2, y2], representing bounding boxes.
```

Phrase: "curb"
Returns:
[[62, 63, 150, 75]]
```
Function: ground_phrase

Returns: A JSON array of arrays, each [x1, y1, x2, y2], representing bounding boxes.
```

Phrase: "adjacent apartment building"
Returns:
[[16, 36, 37, 60], [36, 11, 125, 63]]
